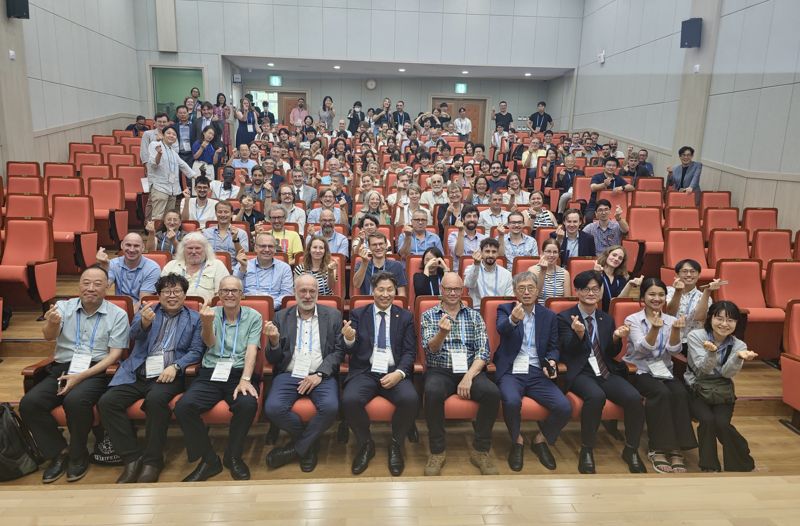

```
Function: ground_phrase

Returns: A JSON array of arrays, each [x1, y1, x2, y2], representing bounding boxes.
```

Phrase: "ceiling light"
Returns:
[[398, 68, 406, 72], [267, 62, 274, 67], [524, 72, 532, 77], [333, 65, 341, 70], [462, 70, 469, 74]]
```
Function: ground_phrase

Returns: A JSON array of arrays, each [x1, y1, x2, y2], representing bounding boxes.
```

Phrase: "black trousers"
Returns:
[[424, 368, 500, 454], [173, 368, 258, 463], [97, 375, 185, 467], [689, 395, 754, 472], [341, 371, 419, 447], [19, 361, 109, 462], [570, 372, 644, 449], [631, 374, 697, 451]]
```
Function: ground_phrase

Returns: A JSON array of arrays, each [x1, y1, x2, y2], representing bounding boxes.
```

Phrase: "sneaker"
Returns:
[[424, 453, 446, 476], [469, 449, 499, 475]]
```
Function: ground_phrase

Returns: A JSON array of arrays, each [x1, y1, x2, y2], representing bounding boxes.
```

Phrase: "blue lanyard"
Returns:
[[684, 288, 699, 318], [602, 273, 613, 304], [186, 262, 206, 289], [159, 234, 168, 251], [219, 309, 242, 360], [195, 200, 209, 221], [117, 263, 142, 297], [646, 317, 667, 357], [478, 265, 499, 297], [366, 261, 385, 294], [429, 276, 440, 296], [76, 309, 102, 352], [156, 313, 179, 353]]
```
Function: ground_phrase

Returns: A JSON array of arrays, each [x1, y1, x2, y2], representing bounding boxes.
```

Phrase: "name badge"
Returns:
[[68, 352, 92, 375], [587, 356, 602, 376], [512, 352, 530, 375], [211, 359, 233, 382], [647, 360, 673, 380], [145, 354, 165, 379], [247, 124, 255, 133], [371, 348, 389, 374], [292, 352, 311, 379], [452, 352, 468, 374]]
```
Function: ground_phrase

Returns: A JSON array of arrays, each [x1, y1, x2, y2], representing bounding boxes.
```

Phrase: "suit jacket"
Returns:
[[392, 111, 411, 128], [109, 306, 204, 386], [345, 304, 416, 382], [493, 302, 559, 380], [551, 231, 596, 266], [191, 118, 223, 149], [294, 184, 318, 208], [174, 120, 193, 155], [267, 304, 344, 377], [557, 305, 625, 389], [670, 161, 702, 192]]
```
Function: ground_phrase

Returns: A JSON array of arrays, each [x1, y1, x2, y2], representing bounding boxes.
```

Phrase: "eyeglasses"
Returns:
[[160, 289, 185, 297], [579, 287, 602, 294], [679, 269, 699, 275], [255, 244, 275, 249], [219, 289, 242, 296], [442, 287, 462, 294], [508, 221, 524, 225], [515, 285, 537, 292], [595, 208, 610, 213]]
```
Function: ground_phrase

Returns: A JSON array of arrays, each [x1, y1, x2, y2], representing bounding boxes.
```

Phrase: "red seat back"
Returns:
[[742, 208, 778, 243], [700, 191, 731, 210], [596, 190, 628, 218], [512, 256, 540, 276], [74, 152, 102, 172], [567, 256, 597, 278], [481, 296, 516, 360], [609, 298, 642, 360], [627, 207, 664, 243], [81, 164, 111, 181], [5, 194, 47, 219], [784, 300, 800, 357], [665, 191, 695, 208], [630, 191, 663, 208], [43, 163, 75, 179], [6, 175, 43, 195], [545, 297, 577, 314], [707, 229, 749, 267], [571, 176, 592, 202], [635, 178, 664, 191], [1, 218, 53, 265], [715, 259, 767, 309], [751, 229, 792, 267], [52, 196, 95, 233], [143, 251, 170, 269], [665, 207, 700, 229], [88, 178, 125, 210], [765, 260, 800, 309], [68, 143, 95, 165], [116, 165, 146, 196], [702, 208, 739, 242], [6, 161, 40, 177], [663, 229, 708, 269]]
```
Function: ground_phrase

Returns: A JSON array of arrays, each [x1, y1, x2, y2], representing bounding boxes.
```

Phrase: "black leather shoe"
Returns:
[[66, 456, 89, 482], [182, 455, 222, 482], [622, 446, 647, 473], [299, 446, 318, 473], [388, 439, 404, 476], [351, 440, 375, 475], [407, 423, 420, 444], [578, 446, 596, 474], [137, 464, 161, 483], [224, 455, 251, 480], [508, 443, 524, 472], [266, 446, 298, 469], [42, 453, 68, 484], [531, 442, 557, 471], [116, 457, 143, 484]]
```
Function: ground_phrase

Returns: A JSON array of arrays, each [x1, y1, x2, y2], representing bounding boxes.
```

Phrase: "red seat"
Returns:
[[107, 153, 136, 177], [545, 297, 578, 314], [751, 229, 792, 271], [511, 255, 540, 276], [741, 208, 778, 243], [80, 164, 112, 181], [6, 161, 40, 177], [630, 191, 663, 208], [92, 135, 116, 151], [6, 175, 43, 195], [626, 206, 664, 276], [664, 207, 700, 230], [143, 251, 171, 269], [88, 178, 129, 245], [113, 129, 135, 143], [100, 144, 126, 160], [51, 195, 99, 273], [480, 296, 516, 372], [665, 191, 695, 208], [74, 152, 102, 173], [567, 256, 597, 278], [120, 136, 140, 151], [635, 178, 664, 191], [116, 165, 147, 226], [43, 162, 76, 179], [780, 300, 800, 431], [46, 177, 84, 214], [702, 208, 739, 242], [764, 260, 800, 310], [570, 176, 592, 205], [566, 391, 624, 420], [596, 190, 628, 219], [68, 142, 95, 165], [707, 229, 749, 268], [405, 254, 453, 308], [700, 191, 731, 210], [661, 229, 714, 283], [3, 193, 47, 219], [0, 218, 58, 309], [535, 227, 556, 250], [609, 298, 642, 361]]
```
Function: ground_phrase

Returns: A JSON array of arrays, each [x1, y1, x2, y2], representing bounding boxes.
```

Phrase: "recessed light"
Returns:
[[267, 62, 274, 67], [462, 70, 469, 74], [398, 68, 406, 72], [333, 65, 341, 70], [524, 72, 532, 77]]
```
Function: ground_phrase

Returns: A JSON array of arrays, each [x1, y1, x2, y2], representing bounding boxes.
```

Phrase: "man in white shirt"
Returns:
[[140, 113, 170, 165], [478, 192, 510, 229], [181, 176, 218, 228], [419, 174, 448, 211], [454, 107, 472, 141], [230, 144, 257, 178], [464, 238, 513, 309], [146, 126, 196, 223]]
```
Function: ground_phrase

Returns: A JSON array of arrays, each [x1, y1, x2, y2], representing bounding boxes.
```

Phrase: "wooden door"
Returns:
[[432, 97, 487, 146], [277, 91, 308, 129]]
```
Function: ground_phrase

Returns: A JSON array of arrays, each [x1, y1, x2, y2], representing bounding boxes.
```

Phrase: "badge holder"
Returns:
[[292, 352, 312, 379], [588, 356, 602, 376], [145, 354, 165, 379], [211, 359, 234, 382], [512, 352, 530, 375], [452, 352, 468, 374], [371, 347, 390, 374], [68, 348, 92, 375]]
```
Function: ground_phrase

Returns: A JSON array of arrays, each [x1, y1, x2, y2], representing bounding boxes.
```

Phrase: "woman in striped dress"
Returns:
[[529, 238, 571, 306], [293, 236, 337, 295]]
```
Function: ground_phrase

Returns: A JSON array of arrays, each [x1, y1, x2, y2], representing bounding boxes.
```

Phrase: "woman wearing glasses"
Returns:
[[665, 259, 723, 353]]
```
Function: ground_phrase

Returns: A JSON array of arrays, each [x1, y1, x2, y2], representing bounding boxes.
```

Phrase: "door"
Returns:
[[431, 97, 487, 146], [278, 91, 308, 130]]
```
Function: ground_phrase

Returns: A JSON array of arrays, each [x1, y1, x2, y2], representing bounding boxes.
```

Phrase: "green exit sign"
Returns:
[[455, 82, 467, 94], [269, 75, 283, 87]]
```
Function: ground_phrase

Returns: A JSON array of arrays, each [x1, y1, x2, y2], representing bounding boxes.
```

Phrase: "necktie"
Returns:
[[377, 311, 387, 349], [295, 188, 301, 201], [585, 316, 609, 379]]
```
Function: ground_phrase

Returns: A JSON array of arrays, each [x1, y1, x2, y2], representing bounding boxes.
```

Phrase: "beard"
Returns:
[[465, 220, 478, 231]]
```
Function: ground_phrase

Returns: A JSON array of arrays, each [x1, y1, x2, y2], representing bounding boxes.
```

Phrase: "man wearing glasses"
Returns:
[[98, 274, 204, 484], [557, 270, 645, 474], [174, 276, 263, 482], [582, 198, 629, 254], [353, 232, 408, 296], [420, 272, 500, 476], [398, 209, 443, 258], [498, 211, 538, 271], [236, 232, 294, 309]]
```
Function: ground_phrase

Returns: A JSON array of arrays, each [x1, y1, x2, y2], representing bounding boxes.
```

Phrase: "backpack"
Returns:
[[0, 402, 43, 481]]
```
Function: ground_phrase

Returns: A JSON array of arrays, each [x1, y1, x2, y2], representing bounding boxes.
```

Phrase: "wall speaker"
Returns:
[[681, 18, 702, 48], [6, 0, 30, 19]]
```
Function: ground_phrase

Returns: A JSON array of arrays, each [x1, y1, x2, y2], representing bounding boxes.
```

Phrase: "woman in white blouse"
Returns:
[[624, 277, 697, 474]]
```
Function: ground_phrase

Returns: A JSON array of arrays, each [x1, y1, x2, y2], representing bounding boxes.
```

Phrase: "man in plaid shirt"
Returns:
[[420, 272, 501, 476]]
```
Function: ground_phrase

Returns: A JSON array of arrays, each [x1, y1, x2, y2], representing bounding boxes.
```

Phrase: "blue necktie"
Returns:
[[377, 311, 387, 349]]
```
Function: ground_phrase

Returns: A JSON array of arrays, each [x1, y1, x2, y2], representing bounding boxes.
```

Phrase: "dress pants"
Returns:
[[497, 366, 572, 445], [631, 374, 697, 451], [689, 395, 754, 472], [424, 368, 500, 454], [341, 371, 419, 446], [263, 373, 339, 457], [173, 367, 258, 463], [98, 375, 185, 467], [19, 362, 109, 463], [570, 372, 644, 449]]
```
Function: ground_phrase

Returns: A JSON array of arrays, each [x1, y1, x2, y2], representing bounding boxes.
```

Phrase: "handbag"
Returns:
[[90, 426, 123, 466], [690, 376, 736, 405], [0, 402, 43, 481]]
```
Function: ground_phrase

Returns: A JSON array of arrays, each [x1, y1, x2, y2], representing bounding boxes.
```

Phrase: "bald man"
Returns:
[[95, 233, 161, 307]]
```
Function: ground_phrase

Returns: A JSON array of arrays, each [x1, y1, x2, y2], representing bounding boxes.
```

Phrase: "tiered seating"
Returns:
[[0, 218, 58, 311], [780, 299, 800, 433]]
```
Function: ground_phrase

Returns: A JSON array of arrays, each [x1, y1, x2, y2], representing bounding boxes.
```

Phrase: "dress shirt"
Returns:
[[421, 302, 490, 368], [147, 141, 195, 196], [464, 263, 514, 308], [396, 231, 443, 255], [186, 198, 218, 228], [203, 226, 250, 273], [502, 234, 538, 270], [238, 258, 294, 307], [52, 298, 130, 363], [287, 306, 323, 374], [624, 310, 682, 379], [108, 256, 160, 300], [202, 306, 263, 369]]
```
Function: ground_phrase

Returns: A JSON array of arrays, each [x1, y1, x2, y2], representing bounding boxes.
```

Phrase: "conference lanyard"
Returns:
[[429, 276, 440, 296], [156, 316, 179, 354], [76, 310, 102, 353], [525, 311, 536, 353], [602, 273, 613, 304], [295, 319, 313, 354], [219, 310, 242, 360], [186, 262, 206, 290]]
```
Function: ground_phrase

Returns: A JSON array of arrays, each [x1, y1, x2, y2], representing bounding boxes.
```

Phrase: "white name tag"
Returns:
[[211, 359, 233, 382], [587, 356, 602, 376], [292, 353, 311, 379], [512, 352, 530, 375], [145, 354, 165, 379], [68, 352, 92, 375], [452, 353, 468, 374], [371, 348, 389, 374], [648, 360, 673, 379], [247, 124, 254, 133]]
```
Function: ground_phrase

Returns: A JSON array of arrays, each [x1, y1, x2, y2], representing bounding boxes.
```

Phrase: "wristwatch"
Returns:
[[242, 375, 251, 382], [172, 363, 181, 373], [315, 371, 324, 379]]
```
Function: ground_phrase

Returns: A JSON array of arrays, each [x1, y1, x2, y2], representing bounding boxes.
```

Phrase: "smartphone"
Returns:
[[58, 378, 67, 391], [543, 361, 556, 377]]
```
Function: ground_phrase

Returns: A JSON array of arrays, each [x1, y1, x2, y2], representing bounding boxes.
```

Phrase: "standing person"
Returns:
[[173, 105, 195, 167], [392, 101, 411, 131], [318, 96, 336, 131], [491, 101, 513, 132], [347, 101, 365, 136], [19, 266, 130, 484], [669, 146, 702, 205], [192, 102, 224, 150], [235, 99, 260, 148], [454, 107, 472, 141], [261, 101, 276, 126], [214, 93, 232, 152], [289, 97, 310, 129], [557, 270, 646, 474], [145, 125, 196, 223], [140, 112, 170, 165], [527, 101, 553, 133]]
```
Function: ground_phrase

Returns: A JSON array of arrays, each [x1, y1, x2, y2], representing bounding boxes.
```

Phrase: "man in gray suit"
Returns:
[[191, 102, 224, 149], [263, 274, 345, 472], [289, 167, 317, 209], [670, 146, 702, 205]]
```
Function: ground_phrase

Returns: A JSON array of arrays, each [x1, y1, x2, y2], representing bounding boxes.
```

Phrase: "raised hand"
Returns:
[[145, 220, 156, 233], [403, 224, 413, 235], [264, 320, 280, 346], [438, 315, 452, 333], [651, 311, 664, 328], [471, 249, 482, 263], [95, 247, 109, 264], [238, 173, 247, 186], [166, 229, 176, 240], [140, 301, 157, 329], [496, 224, 506, 235], [615, 205, 623, 219], [570, 315, 585, 337], [155, 144, 163, 155], [327, 260, 338, 272], [673, 315, 686, 330], [182, 188, 191, 199], [630, 275, 644, 288], [672, 277, 685, 291], [199, 300, 215, 325], [593, 260, 603, 272], [510, 302, 526, 324], [235, 249, 248, 269], [341, 320, 356, 341], [555, 224, 565, 238], [437, 258, 450, 272], [737, 350, 758, 361], [614, 323, 631, 339], [44, 303, 62, 326], [703, 341, 718, 353], [229, 225, 240, 240], [538, 257, 550, 270], [455, 219, 464, 230], [359, 244, 371, 260], [707, 278, 723, 291]]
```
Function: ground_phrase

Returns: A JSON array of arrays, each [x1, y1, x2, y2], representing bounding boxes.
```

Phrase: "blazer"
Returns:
[[392, 111, 411, 128], [551, 231, 596, 266], [293, 184, 318, 208], [267, 304, 344, 377], [191, 118, 223, 150], [345, 304, 416, 382], [109, 306, 204, 386], [557, 305, 625, 389], [493, 302, 559, 381], [670, 161, 702, 192]]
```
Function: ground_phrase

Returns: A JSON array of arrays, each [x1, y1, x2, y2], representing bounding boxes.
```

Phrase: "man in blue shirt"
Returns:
[[306, 209, 349, 260], [397, 210, 443, 258], [236, 232, 294, 309], [586, 157, 633, 222], [352, 233, 407, 296], [96, 233, 160, 309]]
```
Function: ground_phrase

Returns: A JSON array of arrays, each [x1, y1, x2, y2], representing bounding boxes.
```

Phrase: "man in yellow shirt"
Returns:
[[259, 206, 303, 263]]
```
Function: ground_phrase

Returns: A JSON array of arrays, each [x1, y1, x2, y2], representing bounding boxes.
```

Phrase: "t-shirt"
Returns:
[[528, 112, 552, 132], [589, 173, 628, 204], [354, 259, 408, 295], [494, 112, 514, 131], [202, 306, 263, 369]]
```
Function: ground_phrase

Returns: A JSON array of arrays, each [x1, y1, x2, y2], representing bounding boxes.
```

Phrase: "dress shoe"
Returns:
[[531, 442, 557, 471], [137, 464, 161, 483], [387, 439, 404, 476], [299, 446, 318, 473], [66, 456, 89, 482], [116, 457, 143, 484], [508, 443, 524, 472], [182, 455, 222, 482], [351, 440, 375, 475], [266, 446, 297, 469], [42, 453, 68, 484], [223, 456, 251, 480], [622, 446, 647, 473], [578, 446, 596, 474]]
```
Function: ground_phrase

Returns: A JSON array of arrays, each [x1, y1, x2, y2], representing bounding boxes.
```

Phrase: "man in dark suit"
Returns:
[[261, 101, 276, 126], [342, 272, 418, 476], [551, 208, 596, 266], [494, 272, 571, 472], [191, 102, 224, 150], [263, 274, 345, 472], [669, 145, 702, 206], [557, 270, 646, 474]]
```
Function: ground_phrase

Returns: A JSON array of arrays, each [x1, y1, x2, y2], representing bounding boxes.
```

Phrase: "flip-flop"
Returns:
[[648, 450, 673, 473], [669, 452, 688, 473]]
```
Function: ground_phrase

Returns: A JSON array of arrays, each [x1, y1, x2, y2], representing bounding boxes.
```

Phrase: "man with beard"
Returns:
[[306, 209, 349, 259], [181, 175, 218, 228], [464, 238, 513, 308], [448, 205, 487, 271]]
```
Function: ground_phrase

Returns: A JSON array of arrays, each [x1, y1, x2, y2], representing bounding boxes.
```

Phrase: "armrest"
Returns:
[[22, 357, 55, 394], [184, 363, 200, 376], [27, 259, 58, 304], [108, 209, 129, 244], [783, 353, 800, 364], [74, 231, 99, 269]]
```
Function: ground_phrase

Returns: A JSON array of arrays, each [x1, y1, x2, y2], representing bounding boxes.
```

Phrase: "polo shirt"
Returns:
[[52, 298, 130, 363], [108, 256, 160, 300], [202, 306, 263, 369], [396, 231, 443, 255], [354, 259, 408, 295]]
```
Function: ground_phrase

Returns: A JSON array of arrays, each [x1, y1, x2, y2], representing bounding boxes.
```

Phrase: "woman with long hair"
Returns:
[[595, 245, 642, 312], [235, 98, 260, 148], [319, 96, 335, 131], [413, 247, 449, 298], [352, 190, 391, 226], [467, 175, 491, 205], [528, 238, 571, 305], [523, 191, 557, 228], [214, 92, 232, 151], [161, 232, 230, 302], [293, 236, 337, 295]]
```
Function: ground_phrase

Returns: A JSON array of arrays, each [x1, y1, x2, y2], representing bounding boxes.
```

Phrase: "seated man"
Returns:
[[20, 266, 130, 484], [552, 208, 596, 266], [95, 232, 160, 308], [98, 274, 204, 484], [478, 191, 510, 229], [494, 272, 571, 471], [305, 209, 349, 260], [420, 272, 501, 476], [448, 205, 487, 271], [236, 232, 294, 309], [586, 157, 633, 222], [352, 232, 407, 296], [557, 270, 646, 474], [274, 183, 307, 233], [342, 272, 418, 476], [258, 206, 304, 263], [397, 209, 444, 258], [210, 166, 241, 201], [174, 277, 263, 481], [264, 274, 345, 472], [202, 201, 250, 274], [499, 211, 538, 271], [181, 175, 218, 228], [464, 238, 513, 308], [581, 198, 629, 254]]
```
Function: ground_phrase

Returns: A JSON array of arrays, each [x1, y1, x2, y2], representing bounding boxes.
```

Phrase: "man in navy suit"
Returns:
[[342, 272, 418, 476], [551, 208, 596, 266], [494, 272, 571, 472], [557, 270, 646, 474]]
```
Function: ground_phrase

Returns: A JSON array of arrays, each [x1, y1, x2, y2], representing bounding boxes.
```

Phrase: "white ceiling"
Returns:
[[225, 56, 572, 81]]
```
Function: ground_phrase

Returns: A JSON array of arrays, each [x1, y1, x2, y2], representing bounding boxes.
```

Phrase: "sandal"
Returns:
[[647, 450, 673, 473], [669, 451, 687, 473]]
